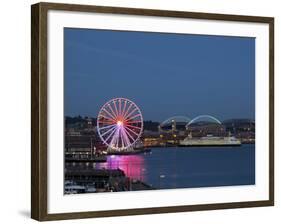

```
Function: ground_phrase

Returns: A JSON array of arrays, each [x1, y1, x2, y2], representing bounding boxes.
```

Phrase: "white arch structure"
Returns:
[[186, 115, 222, 127]]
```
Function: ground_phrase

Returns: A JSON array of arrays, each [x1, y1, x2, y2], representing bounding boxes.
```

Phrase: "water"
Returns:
[[96, 144, 255, 189]]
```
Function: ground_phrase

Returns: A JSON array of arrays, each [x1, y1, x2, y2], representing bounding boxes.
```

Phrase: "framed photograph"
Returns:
[[31, 2, 274, 221]]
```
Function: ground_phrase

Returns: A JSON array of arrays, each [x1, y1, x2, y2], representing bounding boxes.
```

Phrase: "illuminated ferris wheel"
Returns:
[[97, 98, 143, 150]]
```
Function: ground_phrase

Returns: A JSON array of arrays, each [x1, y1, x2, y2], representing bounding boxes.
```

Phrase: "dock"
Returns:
[[65, 152, 107, 163], [107, 148, 151, 155], [65, 156, 106, 163]]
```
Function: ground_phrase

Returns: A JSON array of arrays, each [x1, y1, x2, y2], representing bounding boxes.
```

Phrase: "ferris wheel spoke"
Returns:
[[109, 135, 116, 148], [120, 127, 130, 149], [125, 124, 142, 130], [124, 107, 138, 121], [99, 114, 116, 122], [98, 118, 115, 125], [107, 103, 118, 119], [108, 130, 118, 148], [100, 125, 117, 137], [123, 133, 130, 148], [98, 123, 116, 130], [125, 126, 140, 137], [104, 126, 117, 142], [126, 120, 142, 124], [123, 102, 133, 119], [121, 100, 127, 117], [120, 128, 125, 148], [118, 100, 122, 116], [121, 127, 131, 148], [102, 108, 116, 120], [123, 126, 136, 143], [113, 100, 119, 118], [101, 129, 116, 142], [116, 129, 120, 149], [110, 128, 120, 149], [99, 121, 115, 125], [125, 113, 141, 122], [124, 132, 131, 148]]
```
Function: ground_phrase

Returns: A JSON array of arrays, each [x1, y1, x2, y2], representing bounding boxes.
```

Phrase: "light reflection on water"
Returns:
[[96, 155, 145, 181]]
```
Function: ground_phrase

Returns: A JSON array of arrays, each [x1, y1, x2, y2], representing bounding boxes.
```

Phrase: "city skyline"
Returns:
[[64, 115, 255, 124], [64, 28, 255, 122]]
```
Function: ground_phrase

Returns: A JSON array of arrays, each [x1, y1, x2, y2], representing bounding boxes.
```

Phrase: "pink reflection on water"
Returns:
[[97, 155, 145, 181]]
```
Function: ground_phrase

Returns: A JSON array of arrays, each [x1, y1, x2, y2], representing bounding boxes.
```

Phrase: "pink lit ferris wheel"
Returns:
[[97, 98, 143, 150]]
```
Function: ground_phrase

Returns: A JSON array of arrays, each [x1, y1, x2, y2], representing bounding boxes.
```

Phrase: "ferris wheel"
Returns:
[[97, 98, 143, 150]]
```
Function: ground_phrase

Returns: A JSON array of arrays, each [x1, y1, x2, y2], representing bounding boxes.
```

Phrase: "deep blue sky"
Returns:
[[64, 28, 255, 122]]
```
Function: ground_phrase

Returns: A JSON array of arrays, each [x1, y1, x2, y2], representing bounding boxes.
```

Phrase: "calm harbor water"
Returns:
[[96, 144, 255, 189]]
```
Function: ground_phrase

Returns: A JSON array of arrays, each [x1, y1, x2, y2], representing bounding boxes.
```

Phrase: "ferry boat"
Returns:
[[179, 135, 241, 147]]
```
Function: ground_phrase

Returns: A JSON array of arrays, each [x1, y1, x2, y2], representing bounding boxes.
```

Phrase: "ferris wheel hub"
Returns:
[[117, 120, 123, 126]]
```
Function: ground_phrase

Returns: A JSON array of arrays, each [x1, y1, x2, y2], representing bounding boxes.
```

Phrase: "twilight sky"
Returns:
[[64, 28, 255, 122]]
